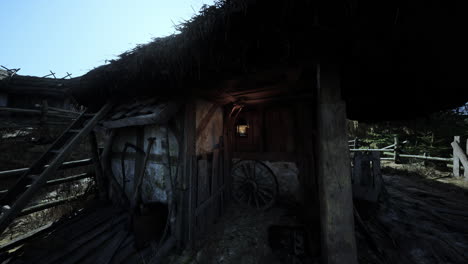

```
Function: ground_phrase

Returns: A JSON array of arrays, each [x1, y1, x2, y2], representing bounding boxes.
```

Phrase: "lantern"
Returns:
[[236, 118, 249, 137]]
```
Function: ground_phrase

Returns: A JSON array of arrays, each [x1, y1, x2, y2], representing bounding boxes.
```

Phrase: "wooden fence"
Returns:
[[0, 158, 95, 217], [0, 103, 80, 128], [349, 136, 468, 178], [189, 141, 226, 248]]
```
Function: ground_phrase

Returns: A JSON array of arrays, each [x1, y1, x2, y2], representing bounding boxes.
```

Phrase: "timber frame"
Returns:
[[1, 0, 467, 262]]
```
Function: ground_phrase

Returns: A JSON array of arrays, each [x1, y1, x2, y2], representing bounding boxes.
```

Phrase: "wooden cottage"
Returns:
[[0, 69, 78, 131], [0, 69, 74, 110], [1, 0, 467, 263]]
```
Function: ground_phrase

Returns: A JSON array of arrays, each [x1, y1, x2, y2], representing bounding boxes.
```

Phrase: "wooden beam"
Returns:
[[0, 107, 77, 118], [232, 151, 297, 161], [394, 136, 400, 163], [176, 102, 196, 249], [195, 185, 225, 217], [0, 159, 93, 179], [223, 108, 233, 205], [452, 140, 468, 178], [0, 173, 91, 195], [0, 102, 113, 235], [89, 131, 106, 200], [211, 147, 220, 218], [101, 130, 128, 208], [195, 103, 218, 141], [316, 64, 357, 264], [453, 136, 461, 177], [0, 221, 55, 252], [18, 193, 91, 217], [101, 102, 179, 129]]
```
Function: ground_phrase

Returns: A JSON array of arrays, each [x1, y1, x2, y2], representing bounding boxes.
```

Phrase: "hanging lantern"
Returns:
[[236, 118, 249, 137]]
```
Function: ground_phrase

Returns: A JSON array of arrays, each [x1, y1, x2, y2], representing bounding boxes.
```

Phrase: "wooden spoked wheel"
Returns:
[[231, 160, 278, 210]]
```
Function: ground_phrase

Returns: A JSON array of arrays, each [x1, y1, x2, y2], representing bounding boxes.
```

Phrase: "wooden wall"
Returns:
[[232, 105, 296, 154]]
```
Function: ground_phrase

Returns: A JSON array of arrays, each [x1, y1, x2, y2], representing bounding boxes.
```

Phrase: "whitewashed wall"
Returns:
[[110, 124, 179, 205], [111, 127, 137, 200]]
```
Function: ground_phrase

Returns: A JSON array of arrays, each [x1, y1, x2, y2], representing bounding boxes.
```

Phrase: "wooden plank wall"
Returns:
[[232, 106, 296, 154], [193, 139, 225, 244], [180, 102, 226, 249], [176, 102, 196, 249]]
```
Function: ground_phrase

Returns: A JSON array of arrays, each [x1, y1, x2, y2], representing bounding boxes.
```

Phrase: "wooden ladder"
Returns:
[[0, 102, 113, 235]]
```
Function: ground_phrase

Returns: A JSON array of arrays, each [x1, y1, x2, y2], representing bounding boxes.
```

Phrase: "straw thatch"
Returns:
[[74, 0, 322, 106], [6, 0, 468, 120]]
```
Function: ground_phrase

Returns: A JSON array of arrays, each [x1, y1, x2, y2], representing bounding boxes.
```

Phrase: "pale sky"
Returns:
[[0, 0, 215, 78]]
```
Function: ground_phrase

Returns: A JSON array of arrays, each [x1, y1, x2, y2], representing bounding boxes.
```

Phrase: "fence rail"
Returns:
[[350, 136, 468, 178], [0, 173, 92, 195], [0, 158, 93, 179], [0, 158, 95, 217]]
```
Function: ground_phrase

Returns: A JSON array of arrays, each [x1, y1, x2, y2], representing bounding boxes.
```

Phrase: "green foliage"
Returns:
[[349, 110, 468, 158]]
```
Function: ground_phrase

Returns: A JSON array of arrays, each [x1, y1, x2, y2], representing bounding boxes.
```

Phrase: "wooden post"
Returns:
[[453, 136, 460, 177], [176, 102, 196, 250], [354, 137, 358, 149], [218, 136, 225, 215], [40, 100, 48, 124], [316, 64, 357, 264], [451, 138, 468, 179], [393, 135, 400, 164], [222, 107, 234, 206], [466, 138, 468, 160], [211, 145, 220, 218], [40, 100, 49, 142], [89, 131, 106, 201], [0, 103, 113, 235], [101, 130, 128, 207]]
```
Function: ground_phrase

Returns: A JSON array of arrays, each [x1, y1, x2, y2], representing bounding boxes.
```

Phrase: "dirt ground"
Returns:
[[4, 156, 468, 263], [162, 162, 468, 264], [356, 163, 468, 264], [163, 202, 319, 264]]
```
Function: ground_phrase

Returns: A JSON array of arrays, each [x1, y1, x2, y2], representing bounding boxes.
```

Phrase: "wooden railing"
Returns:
[[452, 136, 468, 177], [349, 136, 468, 178], [0, 158, 93, 179], [0, 104, 81, 128], [0, 158, 95, 217]]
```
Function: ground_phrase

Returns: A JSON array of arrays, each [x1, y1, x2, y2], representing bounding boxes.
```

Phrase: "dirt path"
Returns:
[[356, 173, 468, 264], [163, 203, 319, 264]]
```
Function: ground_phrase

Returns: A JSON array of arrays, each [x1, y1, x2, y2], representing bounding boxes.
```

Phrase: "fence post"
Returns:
[[453, 136, 460, 177], [354, 137, 358, 149], [394, 135, 400, 164], [39, 100, 49, 141], [89, 131, 106, 200]]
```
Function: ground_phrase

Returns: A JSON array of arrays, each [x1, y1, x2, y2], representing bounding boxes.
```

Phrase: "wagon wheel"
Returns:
[[231, 160, 278, 210]]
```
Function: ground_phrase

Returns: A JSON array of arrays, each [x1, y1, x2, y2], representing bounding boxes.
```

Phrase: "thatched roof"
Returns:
[[37, 0, 468, 120], [0, 69, 9, 81], [0, 74, 75, 98]]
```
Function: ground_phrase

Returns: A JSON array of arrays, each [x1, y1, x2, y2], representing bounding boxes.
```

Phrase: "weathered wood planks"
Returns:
[[316, 64, 357, 264]]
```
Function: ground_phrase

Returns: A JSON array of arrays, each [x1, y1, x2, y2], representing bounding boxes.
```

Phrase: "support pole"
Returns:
[[316, 64, 357, 264], [394, 135, 400, 164], [40, 100, 49, 142], [89, 131, 106, 201], [176, 102, 196, 250], [453, 136, 460, 177]]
